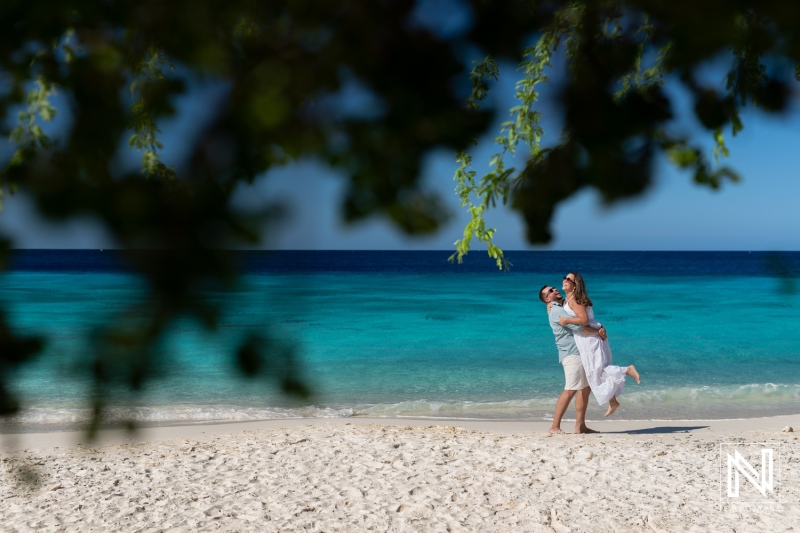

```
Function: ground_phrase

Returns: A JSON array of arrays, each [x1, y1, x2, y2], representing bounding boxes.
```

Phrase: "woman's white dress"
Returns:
[[564, 301, 627, 405]]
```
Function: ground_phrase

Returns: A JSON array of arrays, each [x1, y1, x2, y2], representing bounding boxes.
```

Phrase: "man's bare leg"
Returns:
[[549, 389, 577, 434], [574, 386, 598, 433]]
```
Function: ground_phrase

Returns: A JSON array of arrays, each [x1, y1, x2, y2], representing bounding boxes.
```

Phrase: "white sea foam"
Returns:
[[11, 405, 355, 426], [6, 383, 800, 429]]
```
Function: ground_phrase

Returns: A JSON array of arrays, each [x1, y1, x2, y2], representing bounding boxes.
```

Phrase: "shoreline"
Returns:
[[2, 413, 798, 451]]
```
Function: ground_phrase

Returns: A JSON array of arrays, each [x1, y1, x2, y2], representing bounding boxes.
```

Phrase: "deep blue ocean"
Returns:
[[2, 250, 799, 431]]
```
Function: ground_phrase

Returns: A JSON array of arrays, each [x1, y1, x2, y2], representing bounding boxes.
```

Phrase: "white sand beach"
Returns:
[[2, 415, 798, 532]]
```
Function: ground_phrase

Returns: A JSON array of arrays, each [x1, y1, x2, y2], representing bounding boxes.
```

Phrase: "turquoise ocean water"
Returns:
[[2, 250, 799, 431]]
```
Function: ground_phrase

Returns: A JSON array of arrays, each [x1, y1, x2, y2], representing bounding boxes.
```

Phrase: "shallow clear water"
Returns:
[[2, 250, 799, 430]]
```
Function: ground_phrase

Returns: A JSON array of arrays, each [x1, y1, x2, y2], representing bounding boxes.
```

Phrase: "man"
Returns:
[[539, 284, 606, 434]]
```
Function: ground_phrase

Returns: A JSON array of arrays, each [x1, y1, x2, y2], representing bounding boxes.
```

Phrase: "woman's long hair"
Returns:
[[570, 272, 593, 307]]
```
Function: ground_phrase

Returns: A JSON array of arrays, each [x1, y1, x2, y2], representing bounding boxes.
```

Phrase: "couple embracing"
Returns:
[[539, 272, 640, 434]]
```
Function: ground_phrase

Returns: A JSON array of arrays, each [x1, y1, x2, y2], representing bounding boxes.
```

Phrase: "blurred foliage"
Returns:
[[0, 0, 493, 431], [0, 1, 798, 429], [453, 0, 800, 269], [765, 253, 797, 294]]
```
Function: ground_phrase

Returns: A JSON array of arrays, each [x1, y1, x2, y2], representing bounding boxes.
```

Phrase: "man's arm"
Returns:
[[550, 307, 583, 332], [581, 325, 607, 340], [550, 307, 607, 339]]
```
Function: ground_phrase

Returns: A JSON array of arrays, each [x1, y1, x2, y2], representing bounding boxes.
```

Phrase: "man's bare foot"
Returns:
[[605, 398, 620, 417], [627, 364, 641, 384], [548, 428, 567, 435], [574, 425, 599, 434]]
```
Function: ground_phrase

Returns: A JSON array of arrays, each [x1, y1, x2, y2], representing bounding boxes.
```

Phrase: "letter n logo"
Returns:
[[726, 448, 773, 497]]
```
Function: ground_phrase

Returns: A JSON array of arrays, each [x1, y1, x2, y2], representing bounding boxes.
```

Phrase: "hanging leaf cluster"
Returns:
[[453, 0, 800, 266]]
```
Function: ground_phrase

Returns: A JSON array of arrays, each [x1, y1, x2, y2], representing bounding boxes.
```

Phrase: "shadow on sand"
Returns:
[[605, 426, 710, 435]]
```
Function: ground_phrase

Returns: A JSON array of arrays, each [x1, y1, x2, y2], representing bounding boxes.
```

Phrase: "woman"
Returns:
[[558, 272, 640, 416]]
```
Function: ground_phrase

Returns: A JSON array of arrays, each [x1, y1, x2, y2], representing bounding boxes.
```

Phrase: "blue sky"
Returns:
[[197, 63, 800, 252], [2, 28, 799, 252], [234, 67, 800, 253]]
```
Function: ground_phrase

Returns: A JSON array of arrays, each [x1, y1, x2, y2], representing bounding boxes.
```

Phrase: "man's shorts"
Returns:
[[561, 354, 588, 390]]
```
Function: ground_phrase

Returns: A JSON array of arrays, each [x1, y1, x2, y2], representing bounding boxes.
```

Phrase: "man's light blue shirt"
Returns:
[[547, 301, 585, 363]]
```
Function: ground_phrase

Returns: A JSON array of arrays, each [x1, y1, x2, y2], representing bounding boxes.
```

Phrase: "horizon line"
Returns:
[[6, 249, 798, 253]]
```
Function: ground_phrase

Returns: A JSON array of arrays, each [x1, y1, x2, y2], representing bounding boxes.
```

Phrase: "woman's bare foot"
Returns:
[[574, 424, 599, 434], [627, 364, 641, 384], [605, 397, 620, 417], [548, 428, 567, 435]]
